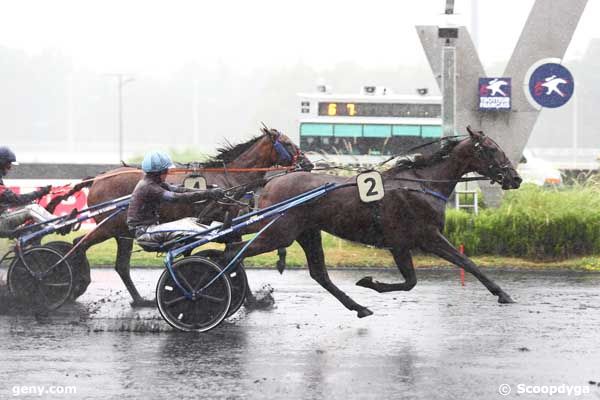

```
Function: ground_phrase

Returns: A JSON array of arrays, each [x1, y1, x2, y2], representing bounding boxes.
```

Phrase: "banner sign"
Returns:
[[527, 62, 574, 108], [479, 77, 511, 111]]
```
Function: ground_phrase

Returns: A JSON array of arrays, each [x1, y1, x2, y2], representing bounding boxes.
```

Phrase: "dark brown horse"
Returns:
[[225, 127, 522, 318], [52, 128, 312, 305]]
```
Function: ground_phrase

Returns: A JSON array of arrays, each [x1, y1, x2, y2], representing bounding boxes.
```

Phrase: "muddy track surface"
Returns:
[[1, 268, 600, 399]]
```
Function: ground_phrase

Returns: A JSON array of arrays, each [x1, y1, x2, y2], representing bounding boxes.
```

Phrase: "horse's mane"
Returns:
[[118, 135, 265, 170], [197, 135, 263, 168], [391, 139, 462, 171]]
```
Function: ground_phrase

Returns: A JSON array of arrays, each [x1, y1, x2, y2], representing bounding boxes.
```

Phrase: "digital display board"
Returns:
[[318, 102, 441, 118]]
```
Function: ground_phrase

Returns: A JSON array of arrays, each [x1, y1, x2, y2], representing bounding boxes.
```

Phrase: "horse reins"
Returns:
[[309, 135, 470, 173], [378, 134, 469, 167], [45, 143, 304, 198]]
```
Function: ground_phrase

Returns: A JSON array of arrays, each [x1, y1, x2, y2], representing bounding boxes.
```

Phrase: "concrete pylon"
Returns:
[[417, 0, 588, 206]]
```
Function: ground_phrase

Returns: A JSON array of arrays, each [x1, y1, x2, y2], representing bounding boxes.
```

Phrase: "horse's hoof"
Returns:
[[130, 298, 156, 308], [356, 308, 373, 318], [497, 294, 515, 304], [244, 285, 275, 310], [356, 276, 374, 288], [276, 261, 286, 275]]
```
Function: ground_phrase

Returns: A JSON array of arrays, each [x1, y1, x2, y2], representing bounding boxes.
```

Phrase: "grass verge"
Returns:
[[2, 232, 599, 272]]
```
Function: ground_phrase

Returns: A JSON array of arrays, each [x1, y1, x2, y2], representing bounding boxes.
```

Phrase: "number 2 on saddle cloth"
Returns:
[[357, 171, 386, 247]]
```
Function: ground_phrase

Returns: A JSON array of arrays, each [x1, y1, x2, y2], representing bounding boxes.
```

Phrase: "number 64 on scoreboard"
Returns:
[[356, 171, 385, 203]]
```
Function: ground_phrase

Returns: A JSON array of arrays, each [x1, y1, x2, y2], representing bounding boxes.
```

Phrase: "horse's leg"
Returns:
[[356, 247, 417, 292], [276, 247, 287, 274], [114, 236, 153, 307], [70, 226, 123, 299], [71, 220, 128, 299], [296, 229, 373, 318], [71, 235, 92, 298], [223, 231, 295, 307], [426, 231, 514, 304]]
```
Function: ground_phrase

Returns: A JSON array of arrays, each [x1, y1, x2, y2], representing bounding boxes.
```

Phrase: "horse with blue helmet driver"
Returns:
[[127, 151, 226, 245]]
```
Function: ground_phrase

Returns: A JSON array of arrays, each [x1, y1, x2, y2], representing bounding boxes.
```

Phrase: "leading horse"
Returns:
[[225, 126, 522, 317], [50, 127, 312, 305]]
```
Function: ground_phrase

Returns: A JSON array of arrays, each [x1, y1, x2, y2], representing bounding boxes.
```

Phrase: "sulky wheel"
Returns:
[[195, 249, 248, 318], [0, 248, 16, 269], [7, 246, 73, 310], [156, 256, 232, 332], [43, 240, 73, 255], [44, 240, 91, 300]]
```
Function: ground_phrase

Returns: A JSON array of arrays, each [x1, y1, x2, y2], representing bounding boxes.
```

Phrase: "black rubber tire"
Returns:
[[44, 240, 91, 300], [195, 249, 248, 318], [0, 249, 16, 269], [43, 241, 72, 255], [156, 256, 231, 332], [7, 246, 73, 310]]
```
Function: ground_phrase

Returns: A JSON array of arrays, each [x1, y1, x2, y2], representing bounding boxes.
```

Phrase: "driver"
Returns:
[[0, 146, 54, 235], [127, 150, 226, 244]]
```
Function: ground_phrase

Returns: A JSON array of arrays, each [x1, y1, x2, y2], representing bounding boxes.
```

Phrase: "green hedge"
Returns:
[[444, 184, 600, 258]]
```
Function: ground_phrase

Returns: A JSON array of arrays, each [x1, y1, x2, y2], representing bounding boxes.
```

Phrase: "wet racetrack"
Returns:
[[1, 267, 600, 399]]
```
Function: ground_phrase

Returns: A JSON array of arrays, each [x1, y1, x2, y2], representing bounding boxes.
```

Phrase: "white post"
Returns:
[[441, 0, 456, 138], [442, 45, 456, 137]]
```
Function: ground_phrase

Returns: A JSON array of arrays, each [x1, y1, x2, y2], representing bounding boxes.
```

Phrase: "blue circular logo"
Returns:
[[528, 63, 574, 108]]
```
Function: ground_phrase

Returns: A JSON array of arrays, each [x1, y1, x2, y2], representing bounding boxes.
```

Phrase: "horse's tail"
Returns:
[[45, 178, 95, 213]]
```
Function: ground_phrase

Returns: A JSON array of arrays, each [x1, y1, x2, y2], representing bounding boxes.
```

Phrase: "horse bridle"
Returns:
[[389, 135, 515, 196], [472, 136, 513, 186], [271, 131, 302, 167]]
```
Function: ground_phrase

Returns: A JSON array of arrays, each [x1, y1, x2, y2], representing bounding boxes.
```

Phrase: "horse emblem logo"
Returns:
[[485, 78, 508, 96], [536, 75, 568, 97], [479, 77, 511, 111], [527, 62, 574, 108]]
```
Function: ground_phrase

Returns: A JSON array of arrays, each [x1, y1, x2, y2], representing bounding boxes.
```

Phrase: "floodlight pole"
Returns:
[[106, 73, 135, 162]]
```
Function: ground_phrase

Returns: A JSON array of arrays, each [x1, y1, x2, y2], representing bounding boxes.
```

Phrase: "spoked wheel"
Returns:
[[0, 248, 16, 269], [45, 240, 91, 300], [156, 256, 232, 332], [7, 246, 73, 310], [195, 249, 248, 318], [44, 241, 73, 255]]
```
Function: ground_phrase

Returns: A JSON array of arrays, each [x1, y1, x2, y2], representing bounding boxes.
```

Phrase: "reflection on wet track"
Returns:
[[1, 268, 600, 399]]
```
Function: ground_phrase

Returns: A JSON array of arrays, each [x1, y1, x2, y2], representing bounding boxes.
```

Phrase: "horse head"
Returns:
[[260, 125, 314, 171], [464, 125, 522, 190]]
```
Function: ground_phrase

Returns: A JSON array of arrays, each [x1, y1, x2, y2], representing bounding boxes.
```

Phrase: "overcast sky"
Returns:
[[0, 0, 598, 77]]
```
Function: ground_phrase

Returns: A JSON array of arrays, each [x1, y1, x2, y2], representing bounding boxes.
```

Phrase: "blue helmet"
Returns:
[[0, 146, 17, 165], [141, 151, 174, 173]]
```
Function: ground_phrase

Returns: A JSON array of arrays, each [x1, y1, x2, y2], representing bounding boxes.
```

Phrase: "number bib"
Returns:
[[183, 175, 207, 190], [356, 171, 385, 203]]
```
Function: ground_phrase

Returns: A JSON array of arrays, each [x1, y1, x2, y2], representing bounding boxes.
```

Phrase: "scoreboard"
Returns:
[[298, 90, 443, 161], [317, 102, 441, 118]]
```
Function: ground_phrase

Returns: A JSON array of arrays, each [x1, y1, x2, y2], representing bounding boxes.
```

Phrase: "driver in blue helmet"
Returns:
[[127, 150, 226, 244], [0, 146, 54, 236]]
